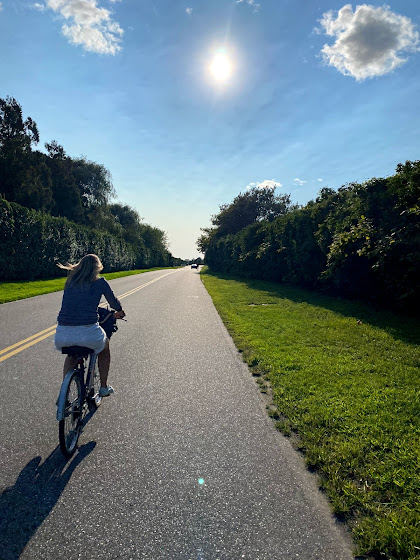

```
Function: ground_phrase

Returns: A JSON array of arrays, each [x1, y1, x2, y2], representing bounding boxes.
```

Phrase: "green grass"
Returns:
[[201, 269, 420, 560], [0, 267, 179, 304]]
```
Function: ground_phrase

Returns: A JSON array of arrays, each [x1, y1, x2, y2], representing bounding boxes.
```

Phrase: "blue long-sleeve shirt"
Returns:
[[57, 277, 122, 326]]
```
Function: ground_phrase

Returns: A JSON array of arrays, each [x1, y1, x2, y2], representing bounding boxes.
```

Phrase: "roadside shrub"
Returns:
[[0, 198, 137, 280], [203, 161, 420, 313]]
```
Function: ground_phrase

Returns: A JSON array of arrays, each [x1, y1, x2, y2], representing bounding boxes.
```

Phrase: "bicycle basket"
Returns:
[[98, 307, 118, 339]]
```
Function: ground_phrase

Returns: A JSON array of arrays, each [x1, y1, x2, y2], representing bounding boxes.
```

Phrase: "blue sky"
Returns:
[[1, 0, 419, 259]]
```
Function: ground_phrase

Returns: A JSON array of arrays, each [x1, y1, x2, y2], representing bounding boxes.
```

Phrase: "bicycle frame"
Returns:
[[56, 352, 98, 421]]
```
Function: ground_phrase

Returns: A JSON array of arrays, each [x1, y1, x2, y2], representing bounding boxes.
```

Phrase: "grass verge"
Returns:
[[201, 268, 420, 560], [0, 267, 179, 304]]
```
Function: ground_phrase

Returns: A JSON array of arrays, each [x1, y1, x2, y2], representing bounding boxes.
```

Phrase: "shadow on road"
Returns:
[[0, 442, 96, 560]]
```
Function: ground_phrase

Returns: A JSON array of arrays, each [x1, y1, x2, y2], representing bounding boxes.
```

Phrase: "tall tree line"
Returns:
[[0, 96, 180, 273], [198, 164, 420, 312]]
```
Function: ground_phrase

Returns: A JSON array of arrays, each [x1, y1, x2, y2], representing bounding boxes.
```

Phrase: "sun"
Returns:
[[209, 51, 232, 82]]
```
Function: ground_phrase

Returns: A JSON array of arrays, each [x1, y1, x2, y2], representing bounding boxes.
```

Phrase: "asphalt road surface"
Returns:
[[0, 268, 355, 560]]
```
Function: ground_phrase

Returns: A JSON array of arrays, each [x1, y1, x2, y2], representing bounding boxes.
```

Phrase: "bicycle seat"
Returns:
[[62, 346, 94, 357]]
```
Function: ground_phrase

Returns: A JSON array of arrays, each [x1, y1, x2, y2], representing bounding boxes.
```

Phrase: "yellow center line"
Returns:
[[0, 325, 57, 356], [0, 269, 180, 363], [0, 331, 58, 363], [117, 271, 178, 300]]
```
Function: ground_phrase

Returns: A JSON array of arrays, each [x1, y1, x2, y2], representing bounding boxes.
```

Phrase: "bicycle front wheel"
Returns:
[[88, 363, 102, 410], [59, 371, 83, 458]]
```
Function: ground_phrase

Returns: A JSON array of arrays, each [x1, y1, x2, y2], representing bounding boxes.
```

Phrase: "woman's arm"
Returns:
[[102, 279, 123, 312]]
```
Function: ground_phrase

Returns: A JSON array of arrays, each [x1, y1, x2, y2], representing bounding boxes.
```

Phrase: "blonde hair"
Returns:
[[58, 254, 103, 288]]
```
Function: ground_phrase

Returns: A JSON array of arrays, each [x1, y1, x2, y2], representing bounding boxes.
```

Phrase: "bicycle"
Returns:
[[56, 308, 120, 458]]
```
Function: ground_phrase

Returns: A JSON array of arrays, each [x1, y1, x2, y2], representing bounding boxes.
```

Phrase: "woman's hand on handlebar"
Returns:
[[114, 310, 126, 320]]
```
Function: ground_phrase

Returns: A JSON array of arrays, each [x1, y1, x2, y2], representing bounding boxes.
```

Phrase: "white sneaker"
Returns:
[[99, 385, 114, 397]]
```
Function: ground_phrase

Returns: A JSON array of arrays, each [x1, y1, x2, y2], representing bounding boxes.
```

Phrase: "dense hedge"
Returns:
[[204, 161, 420, 312], [0, 198, 173, 280]]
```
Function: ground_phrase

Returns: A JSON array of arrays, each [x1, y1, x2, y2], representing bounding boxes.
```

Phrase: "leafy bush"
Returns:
[[0, 197, 137, 280], [201, 161, 420, 312]]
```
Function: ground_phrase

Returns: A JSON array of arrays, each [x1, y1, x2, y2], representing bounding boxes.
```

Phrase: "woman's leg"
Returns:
[[98, 339, 111, 388], [63, 356, 78, 378]]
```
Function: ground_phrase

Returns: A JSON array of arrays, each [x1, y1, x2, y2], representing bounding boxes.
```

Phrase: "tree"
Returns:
[[196, 227, 216, 254], [15, 151, 53, 212], [211, 187, 293, 237], [198, 186, 293, 255], [44, 141, 84, 220], [44, 143, 117, 224], [45, 140, 66, 160], [72, 157, 115, 218], [0, 96, 39, 152], [140, 224, 169, 266], [109, 203, 143, 239], [0, 96, 49, 208]]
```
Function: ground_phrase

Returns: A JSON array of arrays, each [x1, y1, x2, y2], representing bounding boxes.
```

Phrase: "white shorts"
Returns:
[[55, 323, 107, 354]]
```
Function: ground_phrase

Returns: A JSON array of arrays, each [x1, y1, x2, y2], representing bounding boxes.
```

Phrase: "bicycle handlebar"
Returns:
[[102, 308, 127, 321]]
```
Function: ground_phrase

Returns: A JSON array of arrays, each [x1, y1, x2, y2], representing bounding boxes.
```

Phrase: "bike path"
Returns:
[[0, 268, 355, 559]]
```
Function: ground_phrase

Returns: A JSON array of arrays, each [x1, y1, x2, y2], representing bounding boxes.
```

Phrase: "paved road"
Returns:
[[0, 268, 354, 560]]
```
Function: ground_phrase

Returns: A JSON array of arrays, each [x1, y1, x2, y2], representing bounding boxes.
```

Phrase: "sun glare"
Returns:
[[209, 51, 232, 82]]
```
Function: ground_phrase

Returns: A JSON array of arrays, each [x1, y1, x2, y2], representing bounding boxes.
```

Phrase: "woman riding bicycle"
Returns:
[[55, 254, 126, 397]]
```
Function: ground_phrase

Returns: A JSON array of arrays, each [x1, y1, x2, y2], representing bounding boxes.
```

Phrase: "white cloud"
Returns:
[[319, 4, 420, 80], [318, 178, 323, 182], [0, 2, 3, 11], [293, 178, 306, 186], [256, 179, 281, 189], [43, 0, 123, 54], [236, 0, 261, 13], [186, 7, 192, 15], [33, 2, 46, 10]]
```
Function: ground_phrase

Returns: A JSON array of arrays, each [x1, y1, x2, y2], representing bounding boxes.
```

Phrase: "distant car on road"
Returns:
[[191, 264, 199, 269]]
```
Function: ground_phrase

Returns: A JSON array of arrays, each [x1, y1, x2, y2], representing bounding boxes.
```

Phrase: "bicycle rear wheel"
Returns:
[[59, 371, 83, 458]]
